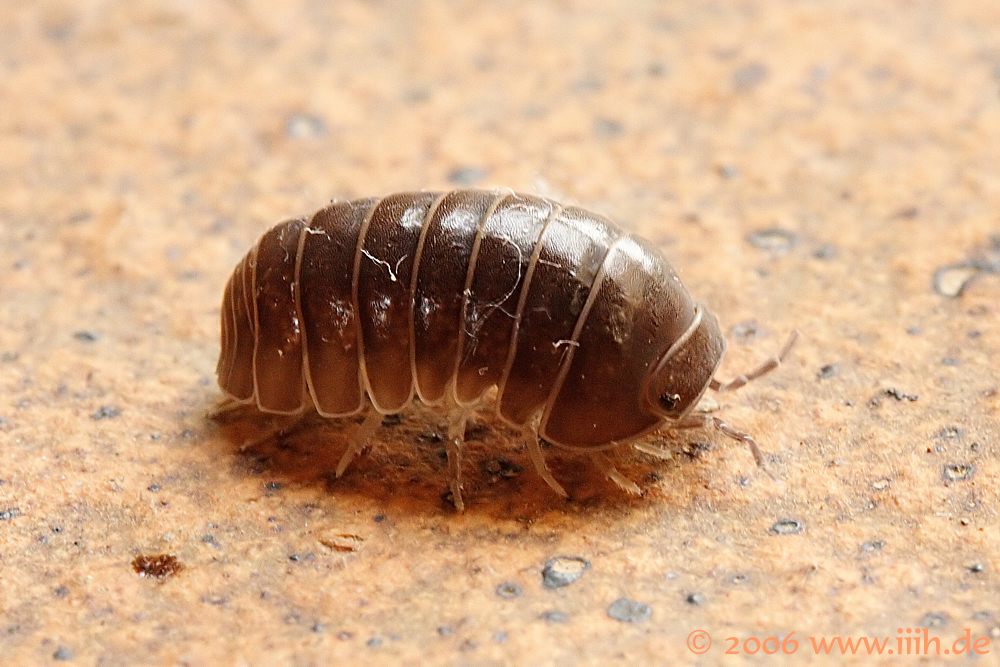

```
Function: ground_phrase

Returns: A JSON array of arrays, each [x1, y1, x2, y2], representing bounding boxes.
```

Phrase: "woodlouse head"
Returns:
[[642, 306, 726, 421]]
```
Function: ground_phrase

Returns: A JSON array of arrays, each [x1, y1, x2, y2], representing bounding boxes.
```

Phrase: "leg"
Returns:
[[335, 408, 383, 477], [710, 330, 799, 393], [670, 414, 769, 472], [591, 452, 642, 495], [239, 411, 310, 451], [632, 441, 673, 460], [445, 410, 469, 511], [207, 397, 247, 419], [524, 429, 569, 498]]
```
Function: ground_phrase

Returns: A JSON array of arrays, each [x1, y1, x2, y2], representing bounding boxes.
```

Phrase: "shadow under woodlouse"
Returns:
[[207, 401, 717, 519]]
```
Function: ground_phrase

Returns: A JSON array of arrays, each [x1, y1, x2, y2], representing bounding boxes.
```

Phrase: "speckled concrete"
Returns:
[[1, 1, 998, 664]]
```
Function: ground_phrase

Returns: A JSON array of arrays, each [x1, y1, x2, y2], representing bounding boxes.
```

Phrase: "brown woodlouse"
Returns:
[[214, 190, 797, 509]]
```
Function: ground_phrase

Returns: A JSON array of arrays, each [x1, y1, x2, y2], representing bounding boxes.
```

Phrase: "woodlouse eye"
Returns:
[[658, 392, 681, 411]]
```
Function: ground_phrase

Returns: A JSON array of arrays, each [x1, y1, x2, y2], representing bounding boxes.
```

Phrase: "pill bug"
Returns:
[[214, 190, 796, 508]]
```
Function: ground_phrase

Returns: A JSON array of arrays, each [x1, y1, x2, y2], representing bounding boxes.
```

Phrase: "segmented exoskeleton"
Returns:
[[215, 190, 796, 508]]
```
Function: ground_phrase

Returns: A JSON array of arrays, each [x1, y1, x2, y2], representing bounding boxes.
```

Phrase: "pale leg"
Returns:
[[590, 452, 642, 495], [446, 410, 469, 511], [632, 441, 673, 460], [524, 429, 569, 498], [335, 409, 383, 477], [710, 330, 799, 393], [238, 412, 309, 451], [207, 397, 247, 419], [671, 413, 769, 471]]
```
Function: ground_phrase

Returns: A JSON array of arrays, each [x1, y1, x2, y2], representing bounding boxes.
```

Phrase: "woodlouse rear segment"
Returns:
[[216, 190, 796, 509]]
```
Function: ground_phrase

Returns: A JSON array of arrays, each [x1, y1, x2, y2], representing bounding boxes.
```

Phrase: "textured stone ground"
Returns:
[[1, 1, 998, 664]]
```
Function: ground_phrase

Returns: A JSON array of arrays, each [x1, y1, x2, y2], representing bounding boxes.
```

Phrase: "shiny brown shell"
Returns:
[[216, 190, 726, 450]]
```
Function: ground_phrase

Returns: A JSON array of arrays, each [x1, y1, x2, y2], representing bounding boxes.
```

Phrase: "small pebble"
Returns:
[[1, 507, 21, 521], [770, 518, 803, 535], [132, 554, 183, 580], [730, 320, 759, 340], [968, 563, 985, 573], [920, 612, 948, 628], [91, 405, 121, 420], [716, 163, 739, 179], [447, 166, 488, 185], [933, 264, 979, 297], [685, 592, 705, 605], [593, 117, 624, 138], [817, 364, 838, 380], [72, 330, 98, 342], [53, 646, 73, 661], [607, 598, 651, 623], [540, 610, 568, 623], [942, 463, 975, 483], [732, 62, 769, 91], [285, 113, 327, 139], [747, 228, 796, 254], [541, 556, 590, 589], [813, 244, 837, 260], [860, 540, 885, 553], [871, 478, 891, 491], [495, 582, 522, 599], [885, 388, 918, 402]]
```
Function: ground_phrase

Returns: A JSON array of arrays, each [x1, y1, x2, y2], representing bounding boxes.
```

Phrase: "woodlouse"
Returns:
[[214, 190, 796, 508]]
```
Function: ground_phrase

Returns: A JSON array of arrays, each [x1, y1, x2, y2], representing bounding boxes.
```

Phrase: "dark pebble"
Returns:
[[447, 166, 488, 185], [91, 405, 121, 420], [747, 228, 796, 254], [72, 330, 98, 342], [920, 612, 948, 628], [593, 118, 624, 138], [732, 62, 769, 91], [540, 610, 568, 623], [817, 364, 838, 380], [1, 507, 20, 521], [813, 244, 837, 260], [53, 646, 73, 661], [607, 598, 651, 623], [685, 592, 705, 605], [496, 582, 522, 599]]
